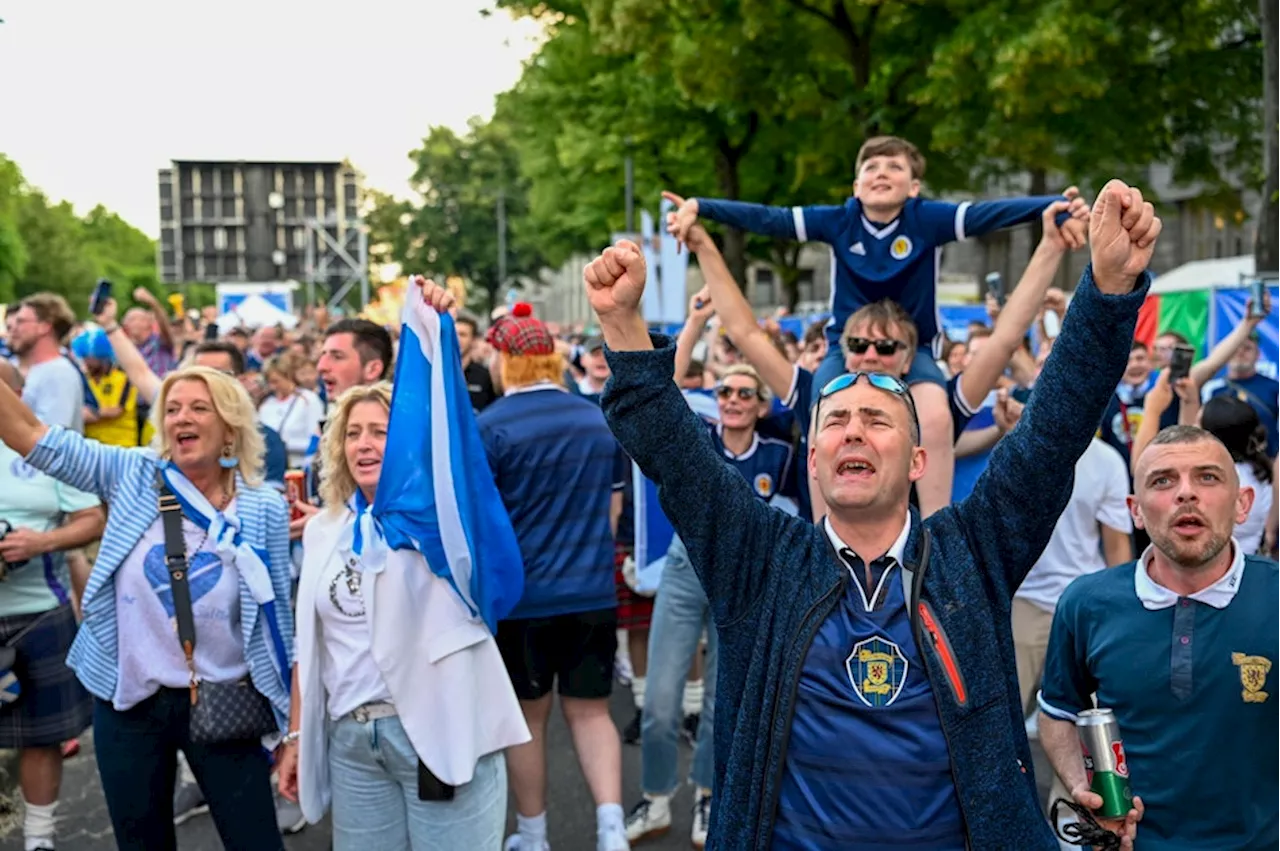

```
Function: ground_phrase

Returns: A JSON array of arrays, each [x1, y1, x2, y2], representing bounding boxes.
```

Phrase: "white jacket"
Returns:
[[295, 506, 530, 823]]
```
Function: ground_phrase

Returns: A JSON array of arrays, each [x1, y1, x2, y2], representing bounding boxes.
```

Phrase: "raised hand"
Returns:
[[1040, 200, 1081, 252], [689, 285, 714, 322], [1089, 180, 1162, 294], [410, 275, 457, 316], [662, 191, 700, 251], [584, 240, 648, 320], [94, 296, 119, 326]]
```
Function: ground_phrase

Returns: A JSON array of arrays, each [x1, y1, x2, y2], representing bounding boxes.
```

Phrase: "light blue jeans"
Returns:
[[328, 714, 507, 850], [641, 534, 718, 794]]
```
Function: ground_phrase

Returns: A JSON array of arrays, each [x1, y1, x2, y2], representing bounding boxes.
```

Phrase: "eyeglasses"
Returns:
[[818, 372, 920, 445], [715, 385, 759, 401], [846, 337, 907, 357]]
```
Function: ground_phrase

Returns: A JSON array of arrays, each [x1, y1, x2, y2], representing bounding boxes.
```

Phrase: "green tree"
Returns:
[[366, 119, 546, 314], [919, 0, 1262, 199]]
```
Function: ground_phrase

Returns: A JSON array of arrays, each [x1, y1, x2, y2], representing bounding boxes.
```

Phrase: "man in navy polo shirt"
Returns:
[[1040, 425, 1277, 849], [586, 179, 1155, 851], [1202, 330, 1280, 458], [478, 303, 629, 851]]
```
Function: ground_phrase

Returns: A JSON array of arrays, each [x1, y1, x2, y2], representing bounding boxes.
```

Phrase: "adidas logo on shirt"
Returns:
[[850, 242, 866, 256]]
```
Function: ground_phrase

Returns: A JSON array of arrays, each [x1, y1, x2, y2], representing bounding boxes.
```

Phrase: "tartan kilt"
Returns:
[[0, 605, 92, 748], [614, 543, 654, 631]]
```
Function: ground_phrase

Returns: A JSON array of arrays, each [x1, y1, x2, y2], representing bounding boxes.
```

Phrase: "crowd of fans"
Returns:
[[0, 140, 1272, 851]]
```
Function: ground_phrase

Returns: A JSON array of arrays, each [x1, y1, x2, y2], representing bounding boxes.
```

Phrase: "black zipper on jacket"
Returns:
[[754, 574, 845, 849]]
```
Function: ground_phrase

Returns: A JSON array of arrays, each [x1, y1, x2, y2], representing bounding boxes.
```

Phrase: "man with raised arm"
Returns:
[[585, 181, 1157, 851]]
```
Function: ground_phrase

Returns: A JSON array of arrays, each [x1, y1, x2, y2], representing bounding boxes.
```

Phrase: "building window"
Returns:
[[213, 227, 228, 251]]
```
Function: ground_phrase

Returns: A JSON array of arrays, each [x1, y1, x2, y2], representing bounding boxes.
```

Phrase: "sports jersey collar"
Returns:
[[715, 423, 759, 460], [859, 215, 900, 241], [1134, 539, 1245, 610], [504, 380, 566, 397]]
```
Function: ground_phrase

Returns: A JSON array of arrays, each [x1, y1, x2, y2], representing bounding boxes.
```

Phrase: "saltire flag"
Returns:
[[371, 285, 525, 632]]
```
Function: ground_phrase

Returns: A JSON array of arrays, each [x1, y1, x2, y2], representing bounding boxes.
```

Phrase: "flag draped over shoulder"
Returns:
[[371, 285, 525, 632]]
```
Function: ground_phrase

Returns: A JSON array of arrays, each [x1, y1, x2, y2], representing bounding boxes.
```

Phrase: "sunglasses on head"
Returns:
[[716, 385, 759, 401], [846, 337, 908, 357], [818, 372, 920, 444]]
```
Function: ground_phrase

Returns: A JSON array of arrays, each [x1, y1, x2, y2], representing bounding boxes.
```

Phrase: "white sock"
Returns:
[[683, 679, 704, 716], [597, 802, 624, 836], [23, 798, 57, 850], [517, 811, 547, 849], [632, 675, 646, 710]]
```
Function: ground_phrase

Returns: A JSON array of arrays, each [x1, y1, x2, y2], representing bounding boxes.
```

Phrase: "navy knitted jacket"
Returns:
[[601, 265, 1150, 851]]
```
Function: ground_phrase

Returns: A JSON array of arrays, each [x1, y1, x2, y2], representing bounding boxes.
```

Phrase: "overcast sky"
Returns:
[[0, 0, 542, 236]]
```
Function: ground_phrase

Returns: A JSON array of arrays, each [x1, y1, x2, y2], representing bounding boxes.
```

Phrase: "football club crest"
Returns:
[[889, 236, 912, 260], [1232, 652, 1271, 703], [847, 635, 908, 707], [753, 474, 774, 498]]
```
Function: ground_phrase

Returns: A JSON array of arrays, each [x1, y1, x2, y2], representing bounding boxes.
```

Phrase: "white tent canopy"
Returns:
[[1150, 255, 1255, 295], [216, 293, 298, 332]]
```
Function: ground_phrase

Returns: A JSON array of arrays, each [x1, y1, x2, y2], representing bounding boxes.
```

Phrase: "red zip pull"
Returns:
[[918, 603, 968, 705]]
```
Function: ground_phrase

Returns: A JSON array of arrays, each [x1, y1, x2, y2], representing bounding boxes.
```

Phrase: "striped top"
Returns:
[[25, 427, 295, 727]]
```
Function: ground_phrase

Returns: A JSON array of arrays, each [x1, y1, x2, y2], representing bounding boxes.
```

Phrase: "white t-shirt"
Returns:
[[1016, 439, 1133, 613], [1236, 462, 1273, 556], [24, 356, 85, 433], [315, 549, 391, 718], [113, 502, 248, 711], [258, 390, 324, 468]]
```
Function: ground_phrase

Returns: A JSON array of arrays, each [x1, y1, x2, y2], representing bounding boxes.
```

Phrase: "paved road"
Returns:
[[0, 689, 1053, 850]]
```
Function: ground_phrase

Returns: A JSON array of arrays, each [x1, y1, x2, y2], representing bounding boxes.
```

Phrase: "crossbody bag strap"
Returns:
[[156, 471, 199, 705]]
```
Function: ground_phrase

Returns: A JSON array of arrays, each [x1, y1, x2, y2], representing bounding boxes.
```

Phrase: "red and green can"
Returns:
[[1076, 708, 1134, 819]]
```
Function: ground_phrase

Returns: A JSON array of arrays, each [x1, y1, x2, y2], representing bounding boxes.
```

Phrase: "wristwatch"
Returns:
[[281, 730, 300, 745]]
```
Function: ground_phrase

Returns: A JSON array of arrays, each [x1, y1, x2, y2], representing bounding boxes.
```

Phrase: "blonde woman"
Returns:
[[0, 365, 293, 851], [277, 289, 528, 850]]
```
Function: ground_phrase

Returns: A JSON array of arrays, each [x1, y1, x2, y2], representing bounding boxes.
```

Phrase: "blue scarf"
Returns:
[[364, 286, 525, 632], [157, 462, 291, 688]]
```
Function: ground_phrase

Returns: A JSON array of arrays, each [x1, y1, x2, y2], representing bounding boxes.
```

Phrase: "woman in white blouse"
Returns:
[[276, 374, 528, 849], [257, 353, 324, 468]]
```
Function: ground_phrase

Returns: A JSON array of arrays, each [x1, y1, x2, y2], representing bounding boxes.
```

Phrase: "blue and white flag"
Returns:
[[631, 389, 720, 593], [371, 285, 525, 632]]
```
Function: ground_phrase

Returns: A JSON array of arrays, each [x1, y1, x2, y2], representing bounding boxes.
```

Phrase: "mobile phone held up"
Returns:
[[1249, 279, 1268, 319], [985, 272, 1005, 307], [1169, 344, 1195, 382], [89, 279, 112, 317]]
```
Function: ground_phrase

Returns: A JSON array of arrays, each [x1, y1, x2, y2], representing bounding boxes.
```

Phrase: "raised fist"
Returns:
[[1089, 180, 1162, 294], [584, 240, 647, 320], [410, 274, 457, 316]]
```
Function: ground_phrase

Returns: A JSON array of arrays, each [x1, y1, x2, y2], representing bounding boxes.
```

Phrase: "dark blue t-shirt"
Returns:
[[708, 424, 798, 505], [479, 386, 624, 619]]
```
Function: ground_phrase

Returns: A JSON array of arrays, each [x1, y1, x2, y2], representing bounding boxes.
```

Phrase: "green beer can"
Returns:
[[1076, 708, 1134, 819]]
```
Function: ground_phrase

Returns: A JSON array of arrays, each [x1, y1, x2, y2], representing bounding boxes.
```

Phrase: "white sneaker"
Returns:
[[691, 792, 711, 848], [598, 822, 630, 851], [504, 835, 550, 851], [624, 795, 671, 843]]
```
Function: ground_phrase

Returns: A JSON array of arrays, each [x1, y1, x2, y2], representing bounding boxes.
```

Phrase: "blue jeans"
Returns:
[[641, 535, 718, 794], [329, 713, 507, 851], [93, 692, 282, 851]]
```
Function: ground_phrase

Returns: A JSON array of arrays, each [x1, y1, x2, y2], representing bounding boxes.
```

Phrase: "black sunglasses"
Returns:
[[846, 337, 908, 357], [716, 385, 759, 401], [818, 372, 920, 445]]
